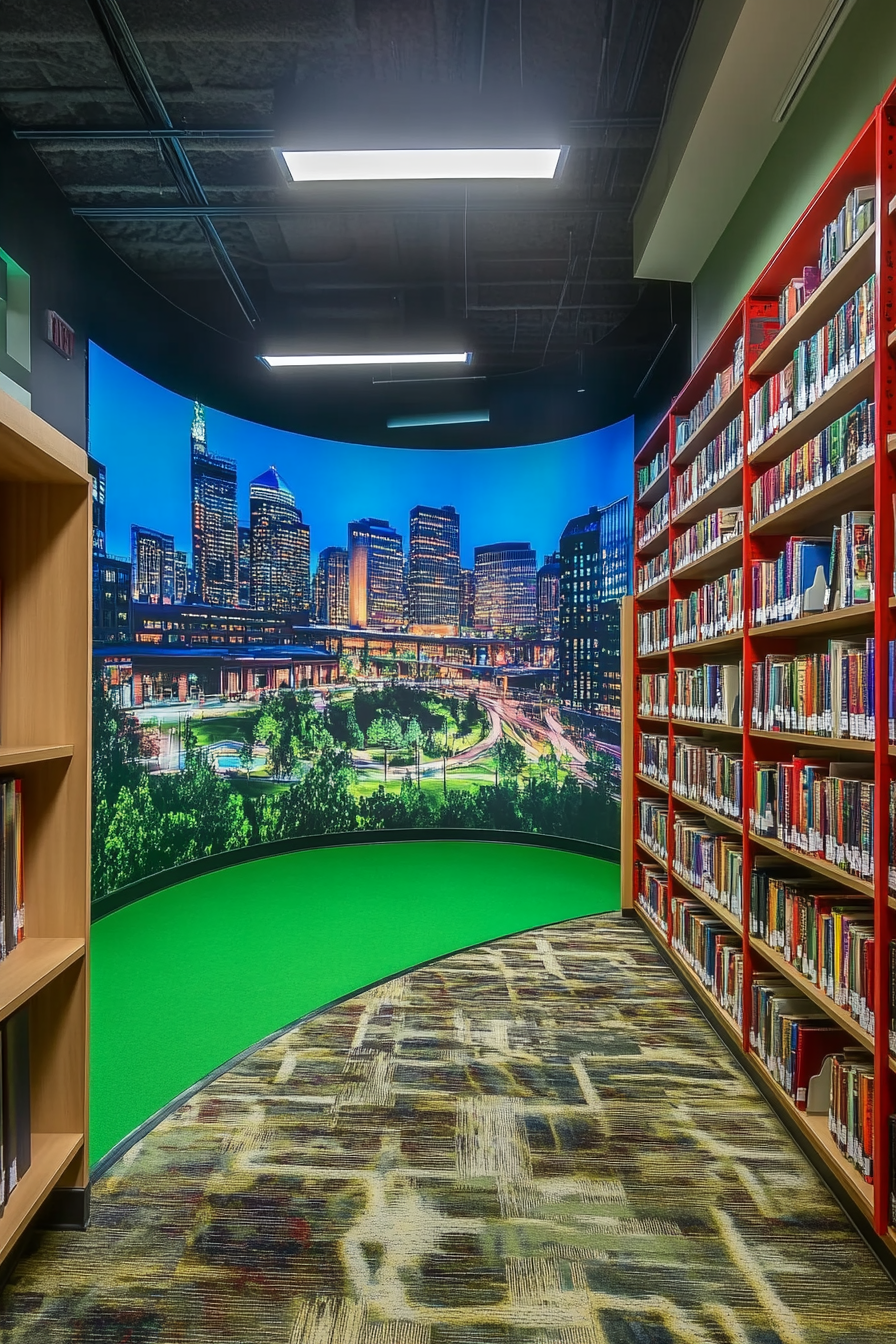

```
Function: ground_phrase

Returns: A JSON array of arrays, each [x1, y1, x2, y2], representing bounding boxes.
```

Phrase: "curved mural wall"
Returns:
[[89, 343, 632, 908]]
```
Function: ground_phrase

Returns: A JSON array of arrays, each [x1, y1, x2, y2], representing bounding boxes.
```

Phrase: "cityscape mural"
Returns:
[[89, 344, 633, 903]]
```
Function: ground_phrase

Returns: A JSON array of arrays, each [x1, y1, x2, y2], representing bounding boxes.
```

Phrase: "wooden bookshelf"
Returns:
[[0, 388, 90, 1262], [627, 85, 896, 1252], [672, 465, 743, 529]]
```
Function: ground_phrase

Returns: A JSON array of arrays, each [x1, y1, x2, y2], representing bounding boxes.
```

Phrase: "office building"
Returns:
[[238, 524, 251, 606], [559, 497, 630, 718], [314, 546, 349, 626], [473, 542, 537, 637], [459, 568, 476, 634], [87, 454, 106, 554], [190, 401, 239, 607], [131, 524, 175, 605], [348, 518, 404, 630], [537, 552, 560, 639], [249, 465, 310, 613], [408, 504, 460, 633]]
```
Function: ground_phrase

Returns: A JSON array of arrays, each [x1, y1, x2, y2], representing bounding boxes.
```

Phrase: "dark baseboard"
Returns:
[[37, 1185, 90, 1231]]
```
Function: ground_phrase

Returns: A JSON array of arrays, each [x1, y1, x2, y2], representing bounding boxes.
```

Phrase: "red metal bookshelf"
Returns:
[[627, 81, 896, 1252]]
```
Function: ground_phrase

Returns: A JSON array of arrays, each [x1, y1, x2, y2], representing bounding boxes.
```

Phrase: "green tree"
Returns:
[[495, 735, 526, 778]]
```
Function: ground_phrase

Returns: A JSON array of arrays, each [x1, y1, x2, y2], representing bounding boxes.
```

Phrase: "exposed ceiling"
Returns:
[[0, 0, 698, 376]]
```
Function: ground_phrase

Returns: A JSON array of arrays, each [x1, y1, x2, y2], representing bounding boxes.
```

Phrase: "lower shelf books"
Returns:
[[670, 894, 743, 1023], [829, 1050, 875, 1182], [638, 798, 668, 861], [673, 738, 743, 821], [673, 569, 743, 646], [637, 607, 669, 656], [672, 507, 742, 571], [673, 663, 742, 727], [751, 640, 874, 741], [751, 758, 874, 882], [637, 494, 669, 550], [637, 548, 669, 594], [639, 672, 669, 718], [750, 398, 875, 524], [749, 869, 874, 1035], [0, 780, 24, 960], [0, 1005, 31, 1208], [638, 864, 668, 934], [672, 818, 743, 919], [750, 514, 874, 627], [750, 974, 856, 1112], [639, 734, 668, 786]]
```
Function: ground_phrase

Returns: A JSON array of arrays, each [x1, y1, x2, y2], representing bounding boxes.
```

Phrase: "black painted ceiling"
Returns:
[[0, 0, 696, 378]]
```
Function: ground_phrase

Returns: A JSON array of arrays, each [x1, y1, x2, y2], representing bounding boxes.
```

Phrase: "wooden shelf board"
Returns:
[[748, 831, 874, 897], [673, 630, 744, 657], [0, 391, 89, 485], [889, 432, 896, 454], [750, 727, 874, 754], [0, 744, 74, 770], [636, 528, 670, 560], [671, 870, 743, 934], [636, 647, 670, 664], [671, 790, 742, 833], [672, 466, 743, 530], [890, 895, 896, 913], [637, 713, 670, 725], [888, 1054, 896, 1077], [637, 465, 670, 508], [750, 227, 877, 380], [0, 938, 86, 1023], [749, 602, 874, 640], [636, 772, 668, 792], [636, 837, 667, 866], [889, 328, 896, 353], [749, 457, 874, 537], [673, 381, 744, 469], [747, 937, 874, 1050], [0, 1132, 83, 1261], [671, 535, 743, 586], [748, 357, 875, 470], [634, 904, 743, 1048], [635, 575, 670, 602], [671, 718, 742, 737]]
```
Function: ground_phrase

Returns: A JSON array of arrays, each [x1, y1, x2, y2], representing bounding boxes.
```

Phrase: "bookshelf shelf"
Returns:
[[671, 869, 743, 934], [636, 528, 670, 560], [748, 936, 875, 1051], [749, 727, 874, 754], [636, 647, 670, 664], [0, 939, 86, 1024], [751, 225, 877, 379], [672, 466, 743, 529], [749, 602, 874, 639], [671, 718, 742, 737], [636, 575, 670, 601], [671, 534, 743, 585], [748, 356, 875, 470], [637, 713, 670, 725], [671, 790, 742, 832], [673, 381, 743, 469], [0, 745, 74, 770], [673, 630, 744, 656], [638, 465, 670, 508], [749, 457, 875, 536], [889, 329, 896, 354], [634, 904, 744, 1048], [748, 832, 874, 897], [636, 837, 666, 865], [0, 388, 90, 1263], [636, 772, 667, 792]]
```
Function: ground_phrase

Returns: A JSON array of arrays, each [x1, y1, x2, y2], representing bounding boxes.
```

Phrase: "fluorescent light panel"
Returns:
[[278, 146, 564, 182], [387, 410, 490, 428], [262, 352, 472, 369]]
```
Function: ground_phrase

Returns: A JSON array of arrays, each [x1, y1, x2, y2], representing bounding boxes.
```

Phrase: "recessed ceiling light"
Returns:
[[275, 146, 566, 183], [260, 352, 473, 369]]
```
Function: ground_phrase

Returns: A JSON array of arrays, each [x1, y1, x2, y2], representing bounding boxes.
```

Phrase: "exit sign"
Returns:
[[45, 310, 75, 359]]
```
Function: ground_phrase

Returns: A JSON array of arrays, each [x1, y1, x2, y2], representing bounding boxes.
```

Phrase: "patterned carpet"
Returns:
[[2, 912, 896, 1342]]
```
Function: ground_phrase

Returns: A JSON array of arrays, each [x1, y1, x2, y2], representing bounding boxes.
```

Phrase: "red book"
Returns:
[[793, 1022, 852, 1110]]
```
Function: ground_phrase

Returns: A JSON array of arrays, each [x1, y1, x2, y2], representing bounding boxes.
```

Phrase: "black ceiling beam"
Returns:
[[81, 0, 259, 329], [72, 201, 634, 219]]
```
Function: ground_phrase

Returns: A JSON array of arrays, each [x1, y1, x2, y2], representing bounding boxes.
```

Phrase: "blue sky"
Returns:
[[88, 343, 633, 569]]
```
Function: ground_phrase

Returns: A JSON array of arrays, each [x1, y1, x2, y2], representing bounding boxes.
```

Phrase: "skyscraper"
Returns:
[[473, 542, 537, 636], [87, 454, 106, 554], [537, 552, 561, 639], [348, 518, 404, 630], [238, 524, 251, 606], [559, 497, 631, 718], [249, 465, 310, 613], [459, 568, 476, 634], [408, 504, 460, 633], [174, 549, 189, 604], [131, 525, 175, 605], [89, 454, 131, 645], [315, 546, 349, 626], [190, 402, 239, 607]]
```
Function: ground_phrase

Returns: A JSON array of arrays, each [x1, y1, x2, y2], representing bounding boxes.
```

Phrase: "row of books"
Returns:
[[670, 894, 743, 1023], [750, 399, 875, 525], [750, 976, 855, 1113], [636, 548, 669, 594], [637, 443, 668, 500], [639, 734, 668, 786], [750, 512, 873, 627], [747, 276, 876, 453], [637, 494, 669, 551], [637, 865, 669, 935], [775, 186, 874, 329], [750, 640, 875, 741], [671, 818, 743, 920], [749, 873, 874, 1036], [638, 798, 668, 861], [671, 507, 742, 574], [0, 780, 24, 961], [638, 672, 669, 718], [672, 739, 743, 822], [637, 607, 669, 656], [751, 758, 874, 883], [672, 568, 744, 646], [674, 337, 745, 456], [671, 415, 743, 519], [0, 1007, 31, 1208], [672, 662, 741, 727], [829, 1051, 874, 1182]]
